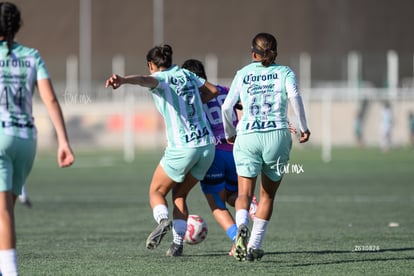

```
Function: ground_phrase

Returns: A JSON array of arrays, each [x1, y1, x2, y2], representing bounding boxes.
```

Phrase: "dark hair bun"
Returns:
[[161, 44, 173, 56]]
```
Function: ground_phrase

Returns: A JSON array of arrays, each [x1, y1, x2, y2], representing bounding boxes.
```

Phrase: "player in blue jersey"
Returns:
[[0, 2, 75, 274], [181, 59, 258, 256], [106, 45, 219, 257], [222, 33, 310, 261]]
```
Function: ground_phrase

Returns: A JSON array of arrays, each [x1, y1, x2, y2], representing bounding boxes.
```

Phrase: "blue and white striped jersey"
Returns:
[[151, 65, 215, 148]]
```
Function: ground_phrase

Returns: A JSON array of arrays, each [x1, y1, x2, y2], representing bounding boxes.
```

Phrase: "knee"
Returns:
[[235, 194, 251, 208], [210, 193, 227, 209]]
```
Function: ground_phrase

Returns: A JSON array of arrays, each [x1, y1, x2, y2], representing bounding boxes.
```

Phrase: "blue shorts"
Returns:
[[233, 129, 292, 181], [200, 149, 238, 194], [0, 135, 37, 195], [160, 144, 215, 183]]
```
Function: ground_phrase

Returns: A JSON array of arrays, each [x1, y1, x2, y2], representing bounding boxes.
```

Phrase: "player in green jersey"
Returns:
[[106, 45, 219, 256], [222, 32, 310, 262], [0, 2, 74, 274]]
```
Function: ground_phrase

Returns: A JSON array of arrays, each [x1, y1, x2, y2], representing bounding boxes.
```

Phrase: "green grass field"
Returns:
[[16, 146, 414, 275]]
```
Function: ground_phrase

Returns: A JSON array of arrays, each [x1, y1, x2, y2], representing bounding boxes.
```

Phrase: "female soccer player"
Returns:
[[182, 59, 257, 255], [181, 59, 258, 256], [0, 2, 75, 274], [222, 32, 311, 261], [105, 45, 219, 257]]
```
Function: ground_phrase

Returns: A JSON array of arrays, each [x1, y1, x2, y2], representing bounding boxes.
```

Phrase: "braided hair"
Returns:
[[0, 2, 21, 56]]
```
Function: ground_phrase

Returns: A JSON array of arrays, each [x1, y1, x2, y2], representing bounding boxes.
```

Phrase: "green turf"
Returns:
[[16, 147, 414, 275]]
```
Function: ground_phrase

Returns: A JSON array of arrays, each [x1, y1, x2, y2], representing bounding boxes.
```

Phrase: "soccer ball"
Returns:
[[184, 214, 208, 245]]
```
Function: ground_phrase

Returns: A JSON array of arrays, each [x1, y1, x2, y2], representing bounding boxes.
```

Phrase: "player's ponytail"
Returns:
[[0, 2, 21, 56], [251, 32, 277, 67]]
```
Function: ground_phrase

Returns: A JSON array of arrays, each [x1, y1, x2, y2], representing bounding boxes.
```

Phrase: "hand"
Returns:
[[299, 129, 311, 143], [234, 102, 243, 110], [57, 145, 75, 168], [226, 136, 236, 144], [105, 74, 124, 89], [288, 122, 297, 135]]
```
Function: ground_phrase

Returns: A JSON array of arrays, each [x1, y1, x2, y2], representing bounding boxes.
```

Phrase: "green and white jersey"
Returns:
[[150, 65, 215, 148], [0, 41, 49, 139], [223, 62, 299, 137]]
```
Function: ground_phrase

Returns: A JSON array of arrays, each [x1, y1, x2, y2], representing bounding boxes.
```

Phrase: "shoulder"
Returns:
[[239, 62, 257, 72], [270, 64, 296, 81], [152, 69, 167, 83], [154, 64, 181, 78], [180, 66, 199, 78], [216, 84, 229, 94], [274, 64, 295, 74], [12, 42, 41, 57]]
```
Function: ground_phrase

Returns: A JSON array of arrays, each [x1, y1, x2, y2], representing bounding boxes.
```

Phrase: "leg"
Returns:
[[233, 175, 256, 261], [246, 172, 282, 261], [166, 172, 199, 257], [171, 172, 198, 221], [166, 144, 215, 256], [0, 191, 16, 250], [205, 190, 238, 255], [227, 187, 258, 221], [0, 191, 18, 275], [256, 172, 282, 221], [149, 164, 175, 209], [204, 190, 237, 239], [235, 175, 256, 224], [204, 148, 239, 251], [146, 164, 175, 250], [225, 190, 237, 207]]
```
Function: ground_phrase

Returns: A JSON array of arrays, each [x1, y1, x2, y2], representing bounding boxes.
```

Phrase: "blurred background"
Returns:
[[10, 0, 414, 159]]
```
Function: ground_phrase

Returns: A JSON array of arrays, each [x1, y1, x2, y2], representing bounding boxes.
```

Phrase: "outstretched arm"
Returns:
[[105, 74, 159, 90]]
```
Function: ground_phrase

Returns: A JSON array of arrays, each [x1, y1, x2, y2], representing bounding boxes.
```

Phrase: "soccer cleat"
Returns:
[[166, 242, 183, 257], [146, 219, 172, 249], [249, 195, 258, 220], [246, 248, 264, 261], [19, 197, 33, 208], [234, 224, 250, 261]]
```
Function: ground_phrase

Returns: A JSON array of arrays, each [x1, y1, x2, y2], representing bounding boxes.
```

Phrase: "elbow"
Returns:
[[206, 86, 220, 102], [211, 86, 219, 96]]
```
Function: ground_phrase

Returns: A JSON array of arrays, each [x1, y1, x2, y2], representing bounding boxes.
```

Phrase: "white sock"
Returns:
[[248, 217, 268, 250], [18, 186, 28, 202], [153, 204, 169, 224], [235, 209, 250, 227], [172, 219, 187, 245], [0, 249, 18, 276]]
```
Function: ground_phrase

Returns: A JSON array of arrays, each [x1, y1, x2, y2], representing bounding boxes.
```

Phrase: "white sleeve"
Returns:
[[285, 69, 309, 132], [289, 95, 309, 132], [222, 77, 240, 139]]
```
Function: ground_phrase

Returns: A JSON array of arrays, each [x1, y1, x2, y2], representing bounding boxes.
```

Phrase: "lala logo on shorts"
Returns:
[[185, 126, 210, 143]]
